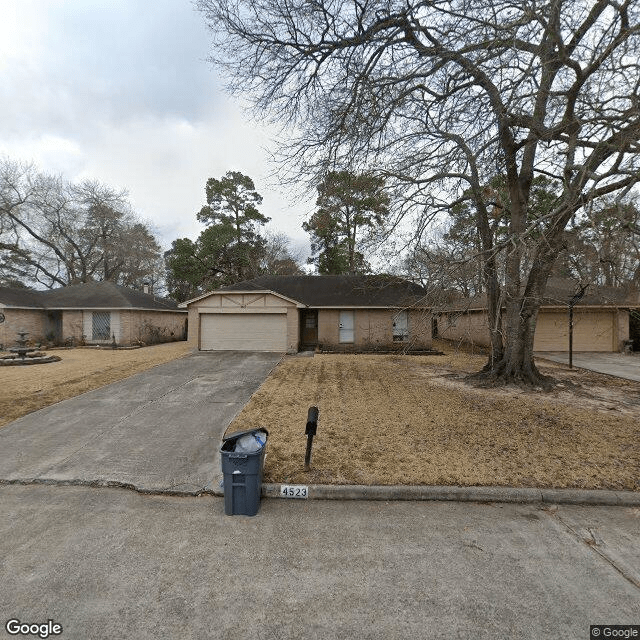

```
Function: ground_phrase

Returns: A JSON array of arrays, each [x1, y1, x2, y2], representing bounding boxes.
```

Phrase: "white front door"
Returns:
[[339, 310, 355, 343], [393, 310, 409, 341]]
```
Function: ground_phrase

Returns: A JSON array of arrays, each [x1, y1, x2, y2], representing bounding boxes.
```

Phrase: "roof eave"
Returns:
[[46, 306, 184, 312], [439, 303, 630, 312], [0, 304, 46, 310], [309, 304, 431, 309]]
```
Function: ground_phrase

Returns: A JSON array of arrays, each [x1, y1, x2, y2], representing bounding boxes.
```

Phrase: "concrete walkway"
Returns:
[[0, 351, 281, 494], [535, 351, 640, 382]]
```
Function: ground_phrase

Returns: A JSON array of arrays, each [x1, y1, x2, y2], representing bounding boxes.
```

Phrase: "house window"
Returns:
[[92, 312, 111, 341], [392, 310, 409, 342]]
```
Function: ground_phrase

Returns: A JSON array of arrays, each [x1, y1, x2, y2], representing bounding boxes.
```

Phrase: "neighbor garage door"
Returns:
[[200, 313, 287, 351], [534, 311, 614, 351]]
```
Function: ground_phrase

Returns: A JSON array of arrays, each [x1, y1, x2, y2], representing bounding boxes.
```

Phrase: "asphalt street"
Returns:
[[1, 485, 639, 640]]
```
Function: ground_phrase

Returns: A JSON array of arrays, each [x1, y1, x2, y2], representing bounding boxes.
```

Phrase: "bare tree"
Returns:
[[406, 241, 484, 298], [261, 231, 304, 275], [198, 0, 640, 385], [0, 159, 162, 289], [554, 196, 640, 285]]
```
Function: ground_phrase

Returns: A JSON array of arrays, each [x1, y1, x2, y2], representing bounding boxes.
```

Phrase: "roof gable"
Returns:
[[185, 288, 301, 308]]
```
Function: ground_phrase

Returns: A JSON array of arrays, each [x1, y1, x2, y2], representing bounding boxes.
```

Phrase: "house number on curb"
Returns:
[[280, 485, 308, 499]]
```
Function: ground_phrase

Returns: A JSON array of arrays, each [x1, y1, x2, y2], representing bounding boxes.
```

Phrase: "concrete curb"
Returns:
[[261, 483, 640, 506], [3, 478, 638, 507]]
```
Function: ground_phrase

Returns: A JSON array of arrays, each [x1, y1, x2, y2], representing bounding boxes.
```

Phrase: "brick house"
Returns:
[[434, 279, 640, 353], [182, 275, 431, 353], [0, 282, 187, 349]]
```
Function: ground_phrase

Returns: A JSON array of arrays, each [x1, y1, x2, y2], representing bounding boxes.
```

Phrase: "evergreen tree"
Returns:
[[197, 171, 270, 281], [303, 171, 389, 274]]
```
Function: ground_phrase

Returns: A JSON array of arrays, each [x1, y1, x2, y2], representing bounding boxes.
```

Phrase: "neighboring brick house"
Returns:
[[434, 279, 640, 353], [0, 282, 187, 349], [0, 288, 49, 349], [182, 275, 431, 353]]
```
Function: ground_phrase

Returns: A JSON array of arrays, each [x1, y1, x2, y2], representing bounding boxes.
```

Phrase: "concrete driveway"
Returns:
[[536, 351, 640, 382], [0, 351, 281, 494]]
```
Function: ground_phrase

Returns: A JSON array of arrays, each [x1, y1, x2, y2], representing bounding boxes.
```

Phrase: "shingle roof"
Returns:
[[437, 277, 640, 312], [0, 282, 181, 311], [0, 287, 47, 309], [541, 278, 639, 306], [216, 275, 429, 307]]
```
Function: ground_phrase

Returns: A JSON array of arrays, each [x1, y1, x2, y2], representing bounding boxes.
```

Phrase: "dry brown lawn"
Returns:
[[229, 344, 640, 490], [0, 342, 192, 428], [3, 339, 638, 490]]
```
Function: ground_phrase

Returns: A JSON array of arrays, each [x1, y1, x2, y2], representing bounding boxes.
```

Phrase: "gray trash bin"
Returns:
[[220, 428, 268, 516]]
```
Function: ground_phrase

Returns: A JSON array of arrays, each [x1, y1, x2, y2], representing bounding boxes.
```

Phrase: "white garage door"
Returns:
[[200, 313, 287, 351]]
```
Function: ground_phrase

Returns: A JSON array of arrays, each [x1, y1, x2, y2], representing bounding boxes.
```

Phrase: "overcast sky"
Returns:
[[0, 0, 313, 257]]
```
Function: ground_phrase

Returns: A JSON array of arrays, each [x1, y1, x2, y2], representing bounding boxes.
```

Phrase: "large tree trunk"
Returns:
[[472, 223, 568, 388], [472, 290, 552, 387], [476, 301, 549, 386]]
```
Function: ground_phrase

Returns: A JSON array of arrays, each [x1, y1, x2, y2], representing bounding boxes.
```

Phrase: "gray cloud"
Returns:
[[0, 1, 221, 140], [0, 0, 311, 254]]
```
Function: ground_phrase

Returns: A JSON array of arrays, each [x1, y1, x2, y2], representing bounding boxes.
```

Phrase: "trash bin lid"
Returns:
[[222, 427, 269, 443]]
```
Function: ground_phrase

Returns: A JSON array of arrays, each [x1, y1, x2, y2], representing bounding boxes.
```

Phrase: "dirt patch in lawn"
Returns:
[[0, 342, 192, 428], [229, 345, 640, 490]]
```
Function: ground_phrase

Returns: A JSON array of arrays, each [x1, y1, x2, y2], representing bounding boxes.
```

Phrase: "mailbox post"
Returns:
[[304, 406, 319, 471], [568, 285, 587, 369]]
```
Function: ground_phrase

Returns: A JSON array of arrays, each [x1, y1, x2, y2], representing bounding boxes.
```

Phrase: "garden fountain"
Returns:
[[0, 330, 61, 366]]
